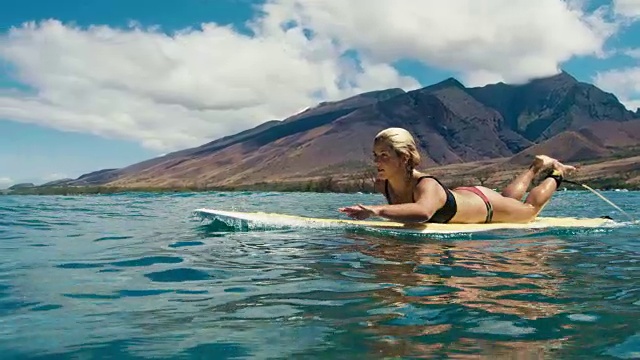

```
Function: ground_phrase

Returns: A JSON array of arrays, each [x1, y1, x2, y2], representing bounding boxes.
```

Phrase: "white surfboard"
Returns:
[[193, 208, 617, 235]]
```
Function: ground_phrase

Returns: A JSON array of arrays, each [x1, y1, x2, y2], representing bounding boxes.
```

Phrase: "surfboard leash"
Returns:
[[562, 179, 635, 222]]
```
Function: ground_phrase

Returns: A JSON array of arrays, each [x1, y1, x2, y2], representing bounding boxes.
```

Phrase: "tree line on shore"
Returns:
[[4, 169, 638, 195]]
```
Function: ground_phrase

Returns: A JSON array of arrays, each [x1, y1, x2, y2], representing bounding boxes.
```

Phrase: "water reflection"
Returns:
[[352, 234, 565, 317], [340, 233, 570, 359]]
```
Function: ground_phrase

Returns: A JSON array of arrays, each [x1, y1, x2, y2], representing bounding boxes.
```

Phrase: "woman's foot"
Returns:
[[551, 159, 577, 176], [531, 155, 557, 173]]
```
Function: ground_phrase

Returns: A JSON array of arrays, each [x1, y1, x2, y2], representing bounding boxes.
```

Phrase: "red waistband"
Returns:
[[454, 186, 493, 223], [455, 186, 491, 204]]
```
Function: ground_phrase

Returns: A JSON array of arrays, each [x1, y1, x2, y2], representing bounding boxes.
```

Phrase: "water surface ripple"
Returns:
[[0, 191, 638, 359]]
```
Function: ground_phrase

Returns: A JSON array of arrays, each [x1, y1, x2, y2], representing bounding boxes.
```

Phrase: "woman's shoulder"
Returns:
[[414, 172, 446, 189], [414, 172, 436, 182]]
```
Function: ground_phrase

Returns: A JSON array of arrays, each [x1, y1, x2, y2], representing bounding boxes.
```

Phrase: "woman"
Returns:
[[339, 127, 576, 224]]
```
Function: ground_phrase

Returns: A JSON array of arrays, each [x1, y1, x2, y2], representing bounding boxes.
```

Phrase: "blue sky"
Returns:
[[1, 0, 640, 187]]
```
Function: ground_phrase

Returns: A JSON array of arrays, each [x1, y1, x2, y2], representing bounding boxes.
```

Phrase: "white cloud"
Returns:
[[594, 45, 640, 112], [42, 173, 69, 182], [262, 0, 618, 86], [0, 19, 418, 151], [623, 48, 640, 59], [0, 177, 14, 188], [593, 65, 640, 111], [613, 0, 640, 18], [0, 0, 627, 151]]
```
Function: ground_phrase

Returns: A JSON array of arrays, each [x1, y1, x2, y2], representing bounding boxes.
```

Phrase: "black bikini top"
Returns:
[[384, 175, 457, 223]]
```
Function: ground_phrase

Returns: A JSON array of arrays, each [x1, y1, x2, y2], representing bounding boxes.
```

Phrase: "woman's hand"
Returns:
[[338, 204, 380, 220]]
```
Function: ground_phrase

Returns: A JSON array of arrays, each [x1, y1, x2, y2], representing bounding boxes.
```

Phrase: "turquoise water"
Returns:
[[1, 191, 639, 359]]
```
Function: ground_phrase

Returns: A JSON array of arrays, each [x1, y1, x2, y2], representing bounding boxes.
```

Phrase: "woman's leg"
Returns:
[[501, 155, 556, 201], [479, 159, 577, 223], [522, 160, 575, 211]]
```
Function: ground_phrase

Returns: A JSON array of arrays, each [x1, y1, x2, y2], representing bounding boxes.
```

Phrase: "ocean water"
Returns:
[[0, 190, 638, 359]]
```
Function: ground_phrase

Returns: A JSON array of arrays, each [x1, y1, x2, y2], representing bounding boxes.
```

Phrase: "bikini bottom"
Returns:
[[454, 186, 494, 223]]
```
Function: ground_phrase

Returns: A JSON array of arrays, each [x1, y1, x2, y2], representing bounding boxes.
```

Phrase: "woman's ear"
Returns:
[[401, 153, 410, 166]]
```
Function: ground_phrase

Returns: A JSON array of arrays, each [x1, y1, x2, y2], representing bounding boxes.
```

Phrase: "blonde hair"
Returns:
[[374, 127, 421, 170]]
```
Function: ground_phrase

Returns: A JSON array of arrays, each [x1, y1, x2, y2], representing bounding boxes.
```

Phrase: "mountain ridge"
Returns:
[[41, 70, 640, 190]]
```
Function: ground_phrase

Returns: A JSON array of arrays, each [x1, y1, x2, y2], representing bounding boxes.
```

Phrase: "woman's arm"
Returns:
[[368, 202, 435, 223], [340, 178, 447, 223]]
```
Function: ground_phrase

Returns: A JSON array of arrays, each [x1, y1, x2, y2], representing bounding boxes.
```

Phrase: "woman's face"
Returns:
[[373, 141, 406, 180]]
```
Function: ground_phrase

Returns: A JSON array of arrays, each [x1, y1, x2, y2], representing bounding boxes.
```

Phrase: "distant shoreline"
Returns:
[[3, 180, 638, 196], [6, 152, 639, 196]]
